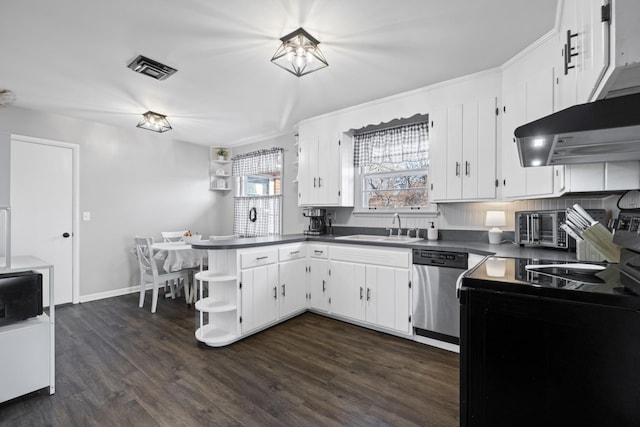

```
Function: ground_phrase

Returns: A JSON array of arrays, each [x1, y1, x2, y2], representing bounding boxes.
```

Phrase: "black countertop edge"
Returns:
[[191, 234, 579, 262], [461, 276, 640, 310]]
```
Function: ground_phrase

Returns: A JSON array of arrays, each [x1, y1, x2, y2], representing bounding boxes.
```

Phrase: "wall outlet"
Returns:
[[82, 211, 91, 221], [327, 211, 336, 221]]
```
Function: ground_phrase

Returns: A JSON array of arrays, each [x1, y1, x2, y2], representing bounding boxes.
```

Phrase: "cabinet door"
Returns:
[[366, 266, 411, 334], [576, 0, 609, 103], [317, 132, 340, 205], [279, 258, 307, 317], [445, 104, 464, 200], [605, 161, 640, 191], [461, 101, 479, 200], [297, 135, 316, 206], [556, 0, 579, 110], [502, 67, 555, 198], [429, 108, 448, 201], [240, 264, 278, 334], [501, 85, 527, 198], [330, 260, 365, 321], [0, 133, 9, 207], [524, 67, 555, 196], [308, 258, 329, 312], [474, 96, 498, 199]]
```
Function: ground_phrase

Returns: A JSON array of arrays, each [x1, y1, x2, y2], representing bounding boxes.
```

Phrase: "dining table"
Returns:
[[151, 241, 203, 304]]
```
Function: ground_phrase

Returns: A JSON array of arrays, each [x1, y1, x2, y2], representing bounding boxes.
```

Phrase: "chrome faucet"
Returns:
[[392, 213, 402, 236]]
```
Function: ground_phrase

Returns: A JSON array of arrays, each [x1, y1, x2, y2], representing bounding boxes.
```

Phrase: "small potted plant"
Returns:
[[217, 148, 227, 161]]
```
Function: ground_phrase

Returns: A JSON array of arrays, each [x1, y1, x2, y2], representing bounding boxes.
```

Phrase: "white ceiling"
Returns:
[[0, 0, 557, 147]]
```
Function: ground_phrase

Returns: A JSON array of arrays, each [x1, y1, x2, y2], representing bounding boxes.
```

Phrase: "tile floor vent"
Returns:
[[127, 55, 177, 81]]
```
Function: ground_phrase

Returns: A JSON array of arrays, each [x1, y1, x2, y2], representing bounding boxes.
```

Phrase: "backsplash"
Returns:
[[328, 195, 621, 232]]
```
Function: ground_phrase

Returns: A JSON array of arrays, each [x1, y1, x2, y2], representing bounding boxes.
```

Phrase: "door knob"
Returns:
[[62, 232, 71, 238]]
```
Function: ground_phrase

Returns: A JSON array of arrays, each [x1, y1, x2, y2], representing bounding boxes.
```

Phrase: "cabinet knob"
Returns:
[[62, 232, 71, 238]]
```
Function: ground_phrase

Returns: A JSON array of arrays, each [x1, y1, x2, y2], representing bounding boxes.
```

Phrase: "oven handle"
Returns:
[[531, 214, 540, 243]]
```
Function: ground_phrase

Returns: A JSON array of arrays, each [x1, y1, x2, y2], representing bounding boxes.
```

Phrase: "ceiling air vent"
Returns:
[[127, 55, 177, 81]]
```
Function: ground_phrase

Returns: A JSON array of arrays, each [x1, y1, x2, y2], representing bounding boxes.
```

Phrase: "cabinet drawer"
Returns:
[[239, 248, 278, 269], [329, 245, 410, 268], [308, 244, 328, 259], [278, 244, 307, 261]]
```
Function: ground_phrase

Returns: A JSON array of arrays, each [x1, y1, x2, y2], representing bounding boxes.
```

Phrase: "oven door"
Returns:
[[536, 212, 559, 247]]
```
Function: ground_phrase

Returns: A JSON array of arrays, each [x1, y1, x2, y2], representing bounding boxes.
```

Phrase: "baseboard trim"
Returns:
[[79, 284, 146, 303]]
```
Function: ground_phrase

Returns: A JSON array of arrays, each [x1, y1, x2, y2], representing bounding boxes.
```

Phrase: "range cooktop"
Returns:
[[463, 257, 640, 309]]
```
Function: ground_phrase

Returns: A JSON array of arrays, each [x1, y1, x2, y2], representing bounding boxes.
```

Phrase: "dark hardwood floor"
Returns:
[[0, 292, 459, 426]]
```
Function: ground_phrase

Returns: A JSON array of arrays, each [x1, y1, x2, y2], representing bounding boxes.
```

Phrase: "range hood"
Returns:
[[516, 0, 640, 167], [515, 91, 640, 167]]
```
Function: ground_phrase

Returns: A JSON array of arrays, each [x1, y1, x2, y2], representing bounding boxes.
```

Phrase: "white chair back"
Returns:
[[161, 231, 188, 242], [134, 236, 187, 313], [134, 237, 160, 277]]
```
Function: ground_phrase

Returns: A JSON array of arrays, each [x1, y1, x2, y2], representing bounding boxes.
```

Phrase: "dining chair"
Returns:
[[134, 237, 188, 313], [161, 230, 188, 242]]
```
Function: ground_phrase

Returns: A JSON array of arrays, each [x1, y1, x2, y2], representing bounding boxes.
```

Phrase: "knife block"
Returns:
[[576, 240, 605, 262], [581, 223, 621, 263]]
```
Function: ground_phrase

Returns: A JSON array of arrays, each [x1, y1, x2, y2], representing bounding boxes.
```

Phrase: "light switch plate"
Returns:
[[82, 211, 91, 221]]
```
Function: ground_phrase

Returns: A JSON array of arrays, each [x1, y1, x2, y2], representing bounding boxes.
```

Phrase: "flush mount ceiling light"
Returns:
[[271, 27, 328, 77], [136, 111, 172, 133], [127, 55, 177, 81]]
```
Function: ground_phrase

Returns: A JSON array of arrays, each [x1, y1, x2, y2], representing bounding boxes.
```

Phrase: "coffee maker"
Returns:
[[302, 208, 326, 235]]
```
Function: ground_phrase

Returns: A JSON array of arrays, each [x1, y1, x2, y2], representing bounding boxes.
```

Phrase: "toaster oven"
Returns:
[[515, 209, 606, 249]]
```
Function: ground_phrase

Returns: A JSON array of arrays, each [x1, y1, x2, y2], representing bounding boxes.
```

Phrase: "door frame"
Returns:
[[12, 134, 80, 304]]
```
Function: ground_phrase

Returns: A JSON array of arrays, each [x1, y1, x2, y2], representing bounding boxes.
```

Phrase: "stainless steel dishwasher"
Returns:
[[412, 249, 483, 344]]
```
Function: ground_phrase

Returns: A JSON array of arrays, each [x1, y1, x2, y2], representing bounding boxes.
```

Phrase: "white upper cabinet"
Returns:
[[501, 37, 557, 199], [429, 96, 498, 202], [556, 0, 610, 110], [297, 118, 353, 207], [0, 133, 9, 207]]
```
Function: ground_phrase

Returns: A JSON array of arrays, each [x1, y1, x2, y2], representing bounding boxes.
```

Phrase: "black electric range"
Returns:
[[462, 256, 640, 310], [459, 256, 640, 427]]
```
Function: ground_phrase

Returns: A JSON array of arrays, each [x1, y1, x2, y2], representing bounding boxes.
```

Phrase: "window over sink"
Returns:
[[354, 119, 435, 213]]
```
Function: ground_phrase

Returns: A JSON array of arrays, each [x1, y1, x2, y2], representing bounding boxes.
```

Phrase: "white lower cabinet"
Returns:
[[278, 244, 307, 318], [329, 260, 366, 321], [239, 250, 279, 335], [365, 265, 411, 334], [307, 244, 330, 312], [197, 242, 414, 346], [328, 245, 412, 335]]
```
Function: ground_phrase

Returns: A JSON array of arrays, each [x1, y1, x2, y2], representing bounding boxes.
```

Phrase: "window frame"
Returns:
[[352, 121, 437, 215]]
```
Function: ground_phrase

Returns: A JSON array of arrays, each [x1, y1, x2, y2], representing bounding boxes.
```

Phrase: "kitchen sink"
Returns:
[[381, 236, 423, 243], [335, 234, 423, 244], [334, 234, 385, 242]]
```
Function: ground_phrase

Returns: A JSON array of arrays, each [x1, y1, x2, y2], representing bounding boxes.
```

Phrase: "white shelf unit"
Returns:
[[194, 250, 238, 347], [209, 147, 232, 191], [0, 256, 55, 403]]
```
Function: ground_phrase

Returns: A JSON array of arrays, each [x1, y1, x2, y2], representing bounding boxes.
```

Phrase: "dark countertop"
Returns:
[[191, 233, 578, 262], [463, 256, 640, 309]]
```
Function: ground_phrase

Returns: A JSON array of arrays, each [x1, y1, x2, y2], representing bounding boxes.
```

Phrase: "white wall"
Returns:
[[0, 106, 223, 299]]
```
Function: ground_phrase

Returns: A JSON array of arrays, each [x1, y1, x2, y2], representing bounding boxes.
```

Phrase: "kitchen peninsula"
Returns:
[[191, 231, 578, 347]]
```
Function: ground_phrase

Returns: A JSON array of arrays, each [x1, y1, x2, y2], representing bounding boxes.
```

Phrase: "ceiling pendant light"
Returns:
[[271, 27, 328, 77], [136, 111, 172, 133]]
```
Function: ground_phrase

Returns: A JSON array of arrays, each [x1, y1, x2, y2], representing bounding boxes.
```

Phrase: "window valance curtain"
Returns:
[[232, 147, 283, 176], [354, 122, 428, 167]]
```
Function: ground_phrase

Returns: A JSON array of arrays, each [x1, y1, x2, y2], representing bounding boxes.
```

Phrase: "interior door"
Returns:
[[10, 138, 74, 305]]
